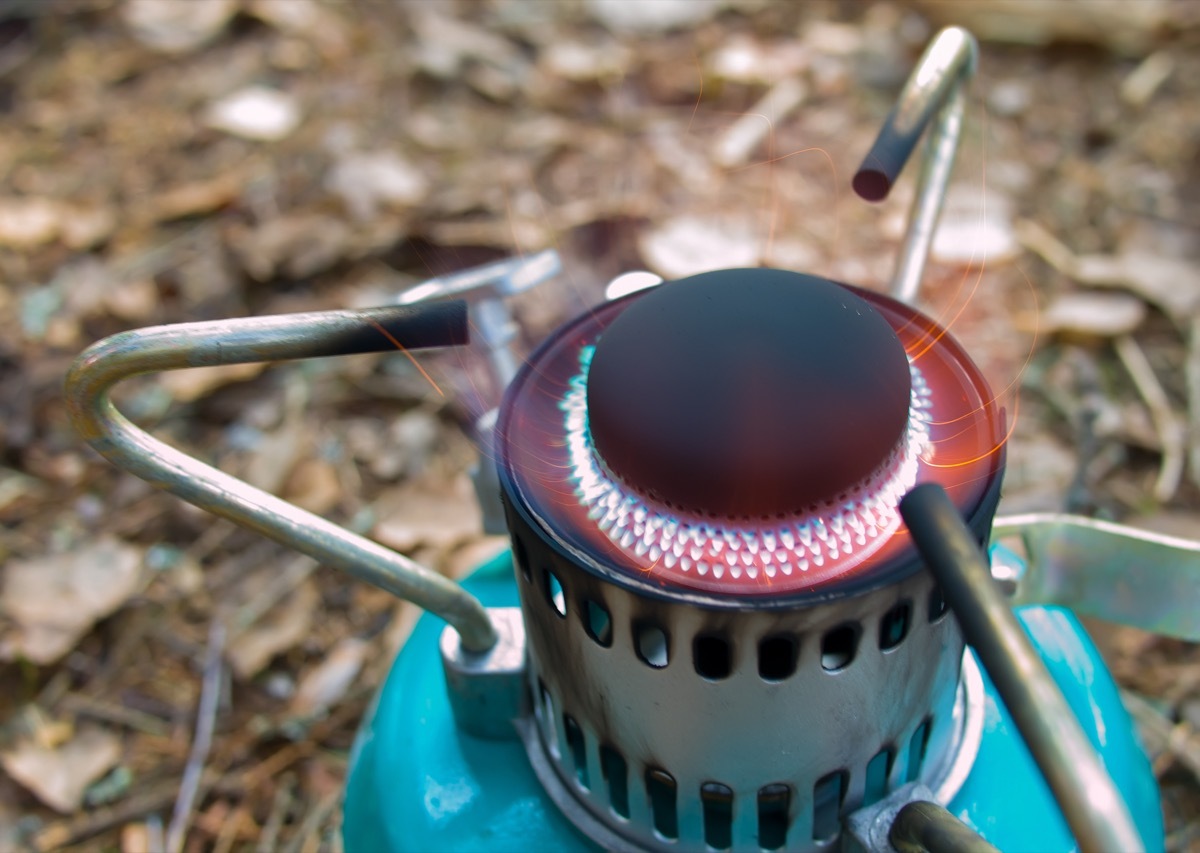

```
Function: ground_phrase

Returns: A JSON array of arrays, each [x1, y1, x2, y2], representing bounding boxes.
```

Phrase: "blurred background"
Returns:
[[0, 0, 1197, 849]]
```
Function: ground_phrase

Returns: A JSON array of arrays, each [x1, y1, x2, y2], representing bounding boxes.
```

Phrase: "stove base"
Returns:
[[343, 552, 1164, 852]]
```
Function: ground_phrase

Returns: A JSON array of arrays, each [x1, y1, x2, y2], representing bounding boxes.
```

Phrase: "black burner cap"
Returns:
[[585, 269, 912, 519]]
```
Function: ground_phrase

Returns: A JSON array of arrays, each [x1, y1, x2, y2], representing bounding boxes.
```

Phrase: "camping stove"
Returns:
[[66, 27, 1195, 853]]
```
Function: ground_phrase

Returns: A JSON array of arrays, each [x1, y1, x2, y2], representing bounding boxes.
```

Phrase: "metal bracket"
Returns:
[[992, 513, 1200, 641], [441, 607, 528, 739], [396, 250, 562, 535]]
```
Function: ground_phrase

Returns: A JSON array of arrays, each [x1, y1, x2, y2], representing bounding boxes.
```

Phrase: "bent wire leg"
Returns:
[[854, 26, 978, 305], [64, 302, 498, 653]]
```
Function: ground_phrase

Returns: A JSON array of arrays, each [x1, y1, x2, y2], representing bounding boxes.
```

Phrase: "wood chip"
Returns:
[[1, 728, 122, 813], [0, 537, 145, 664]]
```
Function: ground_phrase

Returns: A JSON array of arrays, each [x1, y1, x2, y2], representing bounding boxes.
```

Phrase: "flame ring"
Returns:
[[559, 345, 934, 585]]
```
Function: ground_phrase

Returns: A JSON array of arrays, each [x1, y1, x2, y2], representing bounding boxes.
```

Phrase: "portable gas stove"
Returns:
[[66, 28, 1197, 853]]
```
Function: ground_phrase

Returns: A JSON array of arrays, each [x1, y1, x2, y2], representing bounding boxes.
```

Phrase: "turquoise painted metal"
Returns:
[[343, 550, 1165, 853]]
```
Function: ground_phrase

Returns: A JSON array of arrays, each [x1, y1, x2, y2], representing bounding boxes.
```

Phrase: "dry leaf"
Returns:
[[0, 198, 64, 248], [1, 728, 122, 813], [226, 578, 320, 680], [122, 0, 237, 54], [914, 0, 1170, 56], [0, 538, 145, 664], [372, 473, 483, 555], [930, 186, 1020, 267], [203, 86, 302, 142], [325, 151, 429, 221], [638, 214, 761, 279], [288, 637, 368, 718], [159, 362, 267, 404], [152, 173, 245, 221], [1034, 292, 1148, 337], [284, 457, 343, 515]]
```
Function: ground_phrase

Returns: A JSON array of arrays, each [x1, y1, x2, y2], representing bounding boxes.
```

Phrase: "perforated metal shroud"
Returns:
[[502, 479, 999, 853], [495, 273, 1006, 852]]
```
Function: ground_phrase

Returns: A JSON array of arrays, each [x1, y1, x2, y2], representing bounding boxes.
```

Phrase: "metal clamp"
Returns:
[[855, 26, 978, 305], [901, 485, 1146, 853], [396, 250, 562, 534], [397, 249, 561, 392], [993, 513, 1200, 641], [64, 302, 499, 653]]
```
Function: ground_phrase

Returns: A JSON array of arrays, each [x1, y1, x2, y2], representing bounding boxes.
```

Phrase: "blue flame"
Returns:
[[558, 345, 934, 581]]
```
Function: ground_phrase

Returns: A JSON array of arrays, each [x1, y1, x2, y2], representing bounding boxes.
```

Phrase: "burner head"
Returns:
[[495, 268, 1004, 852], [497, 269, 1004, 596], [586, 269, 912, 519]]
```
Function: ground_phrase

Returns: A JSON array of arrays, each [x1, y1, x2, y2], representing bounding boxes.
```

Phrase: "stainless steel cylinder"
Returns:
[[494, 270, 1006, 851], [505, 491, 994, 852]]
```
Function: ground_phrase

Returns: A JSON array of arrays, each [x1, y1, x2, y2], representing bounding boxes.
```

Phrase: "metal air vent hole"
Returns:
[[863, 747, 893, 806], [820, 624, 860, 672], [544, 568, 566, 617], [646, 768, 679, 840], [635, 622, 670, 669], [812, 770, 847, 844], [585, 599, 613, 647], [879, 601, 912, 651], [758, 634, 799, 681], [538, 679, 559, 757], [928, 585, 947, 622], [757, 784, 790, 850], [701, 782, 734, 850], [694, 634, 732, 681], [905, 717, 932, 782], [514, 535, 531, 581], [601, 745, 630, 818], [563, 713, 590, 789]]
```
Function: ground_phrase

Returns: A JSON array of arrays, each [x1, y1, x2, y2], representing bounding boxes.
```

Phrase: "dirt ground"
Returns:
[[0, 1, 1198, 850]]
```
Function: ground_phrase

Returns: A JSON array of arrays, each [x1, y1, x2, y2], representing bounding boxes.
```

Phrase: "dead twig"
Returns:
[[227, 554, 317, 637], [1186, 317, 1200, 491], [60, 692, 172, 738], [712, 77, 807, 168], [31, 773, 216, 852], [1114, 335, 1186, 503], [257, 773, 296, 853], [165, 619, 226, 853], [1122, 690, 1200, 781], [282, 788, 341, 853], [212, 804, 252, 853]]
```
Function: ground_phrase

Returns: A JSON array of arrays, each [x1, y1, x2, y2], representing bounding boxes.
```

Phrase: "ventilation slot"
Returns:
[[543, 568, 566, 617], [758, 634, 798, 681], [538, 679, 558, 757], [812, 770, 846, 843], [701, 782, 734, 850], [879, 601, 912, 651], [585, 599, 613, 647], [601, 745, 630, 818], [928, 585, 947, 622], [694, 635, 732, 680], [906, 717, 932, 782], [820, 624, 860, 672], [863, 747, 893, 806], [635, 622, 670, 669], [646, 768, 678, 840], [757, 784, 790, 850], [563, 713, 589, 789], [514, 535, 531, 582]]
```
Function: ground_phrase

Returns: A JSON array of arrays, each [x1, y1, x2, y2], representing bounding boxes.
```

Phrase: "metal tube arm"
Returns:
[[900, 484, 1146, 853], [854, 26, 978, 304], [65, 302, 499, 653]]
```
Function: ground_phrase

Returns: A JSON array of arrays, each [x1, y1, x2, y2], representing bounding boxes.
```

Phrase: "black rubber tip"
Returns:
[[852, 169, 892, 203], [853, 106, 921, 203], [586, 269, 912, 519]]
